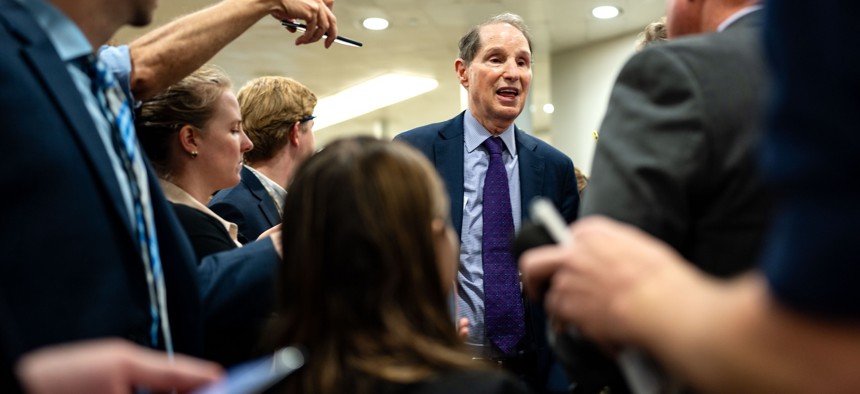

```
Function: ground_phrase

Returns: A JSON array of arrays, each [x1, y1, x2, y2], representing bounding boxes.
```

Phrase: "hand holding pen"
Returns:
[[281, 20, 363, 47], [269, 0, 338, 48]]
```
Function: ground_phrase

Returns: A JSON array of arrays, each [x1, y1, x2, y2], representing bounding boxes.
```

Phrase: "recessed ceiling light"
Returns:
[[592, 5, 621, 19], [362, 17, 389, 31], [543, 104, 555, 114]]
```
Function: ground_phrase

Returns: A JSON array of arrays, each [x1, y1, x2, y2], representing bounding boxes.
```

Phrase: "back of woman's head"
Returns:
[[270, 137, 471, 393], [135, 65, 231, 176]]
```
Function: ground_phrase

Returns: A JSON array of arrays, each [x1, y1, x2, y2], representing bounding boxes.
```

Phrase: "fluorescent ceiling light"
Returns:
[[362, 17, 389, 31], [592, 5, 620, 19], [313, 73, 438, 130]]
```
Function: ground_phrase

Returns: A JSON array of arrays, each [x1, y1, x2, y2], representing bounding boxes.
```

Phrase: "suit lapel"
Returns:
[[16, 16, 134, 236], [434, 115, 466, 236], [242, 167, 280, 226], [516, 128, 544, 220]]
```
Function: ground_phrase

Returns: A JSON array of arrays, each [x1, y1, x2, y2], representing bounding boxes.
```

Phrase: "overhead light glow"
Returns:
[[313, 73, 438, 131], [592, 5, 620, 19], [362, 17, 389, 31], [543, 103, 555, 114]]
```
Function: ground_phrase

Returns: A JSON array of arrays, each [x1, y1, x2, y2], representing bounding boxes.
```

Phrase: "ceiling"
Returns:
[[114, 0, 665, 144]]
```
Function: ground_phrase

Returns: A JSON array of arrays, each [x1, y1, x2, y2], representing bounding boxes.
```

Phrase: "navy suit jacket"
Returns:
[[395, 112, 579, 391], [395, 112, 579, 232], [0, 0, 276, 364], [210, 166, 280, 243], [759, 0, 860, 317]]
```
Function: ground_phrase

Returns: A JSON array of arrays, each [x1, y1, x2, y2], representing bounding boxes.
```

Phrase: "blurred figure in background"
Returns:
[[266, 137, 530, 394], [635, 17, 668, 51]]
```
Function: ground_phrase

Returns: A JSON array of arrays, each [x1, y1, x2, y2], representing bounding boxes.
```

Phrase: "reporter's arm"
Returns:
[[129, 0, 336, 100], [15, 339, 222, 394]]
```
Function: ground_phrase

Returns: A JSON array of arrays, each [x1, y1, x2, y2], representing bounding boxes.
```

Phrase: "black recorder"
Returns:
[[513, 198, 665, 394]]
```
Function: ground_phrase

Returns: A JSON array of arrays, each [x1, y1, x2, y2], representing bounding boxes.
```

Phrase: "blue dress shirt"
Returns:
[[459, 109, 522, 357]]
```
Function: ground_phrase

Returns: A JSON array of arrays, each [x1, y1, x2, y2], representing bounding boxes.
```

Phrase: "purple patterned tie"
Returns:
[[482, 136, 525, 355]]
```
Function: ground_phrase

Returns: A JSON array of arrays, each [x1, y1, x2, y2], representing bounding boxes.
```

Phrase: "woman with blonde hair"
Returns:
[[266, 137, 529, 394]]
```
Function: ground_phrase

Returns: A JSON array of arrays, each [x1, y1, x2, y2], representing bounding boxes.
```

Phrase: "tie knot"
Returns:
[[483, 136, 505, 155]]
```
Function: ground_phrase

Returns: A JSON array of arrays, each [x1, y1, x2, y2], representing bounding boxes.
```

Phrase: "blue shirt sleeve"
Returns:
[[97, 45, 135, 105]]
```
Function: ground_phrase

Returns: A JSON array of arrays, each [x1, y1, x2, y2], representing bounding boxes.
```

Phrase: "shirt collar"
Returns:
[[463, 109, 517, 155], [14, 0, 92, 62], [158, 179, 241, 245], [717, 4, 763, 32], [245, 165, 287, 196]]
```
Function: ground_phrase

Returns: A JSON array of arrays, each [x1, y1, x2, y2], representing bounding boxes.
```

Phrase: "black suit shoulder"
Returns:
[[171, 203, 237, 261]]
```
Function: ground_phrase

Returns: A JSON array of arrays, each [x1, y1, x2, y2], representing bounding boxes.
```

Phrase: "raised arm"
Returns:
[[129, 0, 337, 100]]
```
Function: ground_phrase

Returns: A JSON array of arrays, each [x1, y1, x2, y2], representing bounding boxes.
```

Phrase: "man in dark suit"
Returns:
[[396, 13, 579, 393], [210, 168, 280, 243], [574, 1, 768, 391], [582, 0, 769, 278], [0, 0, 335, 386], [210, 76, 318, 242]]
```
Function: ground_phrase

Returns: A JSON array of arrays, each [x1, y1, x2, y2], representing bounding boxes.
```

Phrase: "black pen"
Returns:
[[280, 21, 363, 48]]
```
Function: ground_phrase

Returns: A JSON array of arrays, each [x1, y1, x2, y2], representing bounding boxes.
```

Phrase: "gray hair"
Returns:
[[458, 13, 533, 65]]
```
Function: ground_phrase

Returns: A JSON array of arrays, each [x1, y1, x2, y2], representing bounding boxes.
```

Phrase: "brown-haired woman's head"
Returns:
[[136, 65, 252, 200], [269, 137, 469, 393]]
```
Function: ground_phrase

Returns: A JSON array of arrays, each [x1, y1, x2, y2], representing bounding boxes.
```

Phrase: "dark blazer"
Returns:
[[0, 0, 277, 366], [395, 112, 579, 232], [395, 112, 579, 392], [210, 166, 280, 243], [582, 10, 771, 278], [0, 297, 22, 393], [759, 1, 860, 317], [171, 203, 238, 260]]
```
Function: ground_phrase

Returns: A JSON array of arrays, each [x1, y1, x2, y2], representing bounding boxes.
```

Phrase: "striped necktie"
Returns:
[[88, 55, 173, 354]]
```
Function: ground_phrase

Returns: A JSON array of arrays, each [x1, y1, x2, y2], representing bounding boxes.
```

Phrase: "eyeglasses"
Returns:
[[299, 115, 316, 123]]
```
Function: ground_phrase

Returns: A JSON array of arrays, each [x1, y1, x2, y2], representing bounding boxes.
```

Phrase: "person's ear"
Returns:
[[178, 125, 200, 157], [288, 122, 301, 147], [455, 58, 469, 88]]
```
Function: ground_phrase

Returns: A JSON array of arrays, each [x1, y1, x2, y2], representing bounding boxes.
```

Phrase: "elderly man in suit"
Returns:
[[582, 0, 769, 278], [210, 76, 318, 242], [396, 13, 579, 393], [0, 0, 335, 390]]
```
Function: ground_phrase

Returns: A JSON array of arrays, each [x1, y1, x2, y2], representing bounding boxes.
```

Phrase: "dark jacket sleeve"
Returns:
[[581, 47, 707, 249], [1, 297, 23, 394], [170, 203, 238, 261]]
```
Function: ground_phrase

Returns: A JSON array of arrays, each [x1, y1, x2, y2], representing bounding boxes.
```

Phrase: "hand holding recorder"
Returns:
[[516, 199, 666, 394]]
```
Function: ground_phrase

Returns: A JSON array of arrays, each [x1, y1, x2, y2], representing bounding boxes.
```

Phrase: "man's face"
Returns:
[[456, 23, 532, 132], [665, 0, 704, 38]]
